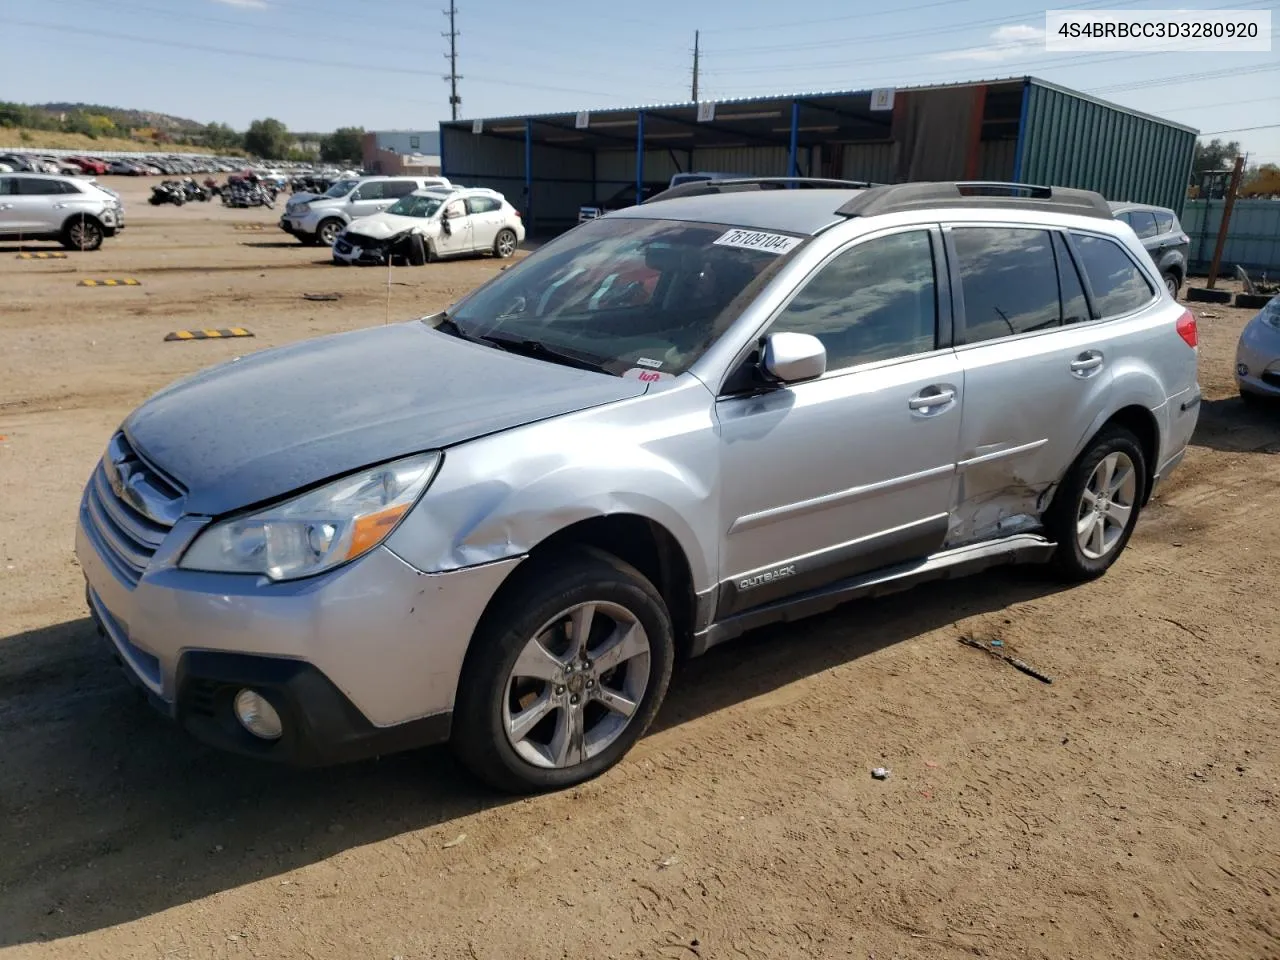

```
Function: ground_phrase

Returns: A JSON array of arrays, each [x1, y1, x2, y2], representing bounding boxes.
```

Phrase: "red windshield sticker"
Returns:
[[623, 368, 674, 383]]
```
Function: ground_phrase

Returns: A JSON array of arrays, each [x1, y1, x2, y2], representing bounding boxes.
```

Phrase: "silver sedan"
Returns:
[[1236, 295, 1280, 402]]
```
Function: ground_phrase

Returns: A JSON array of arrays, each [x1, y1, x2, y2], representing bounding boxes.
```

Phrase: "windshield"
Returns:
[[323, 178, 359, 198], [438, 216, 801, 377], [387, 194, 445, 218]]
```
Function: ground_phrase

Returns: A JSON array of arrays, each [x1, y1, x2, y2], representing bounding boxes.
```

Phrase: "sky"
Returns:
[[0, 0, 1277, 163]]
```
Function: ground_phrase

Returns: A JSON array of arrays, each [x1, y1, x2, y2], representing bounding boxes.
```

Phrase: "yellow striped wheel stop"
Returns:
[[234, 224, 270, 231], [77, 278, 141, 287], [165, 328, 255, 341], [16, 252, 68, 260]]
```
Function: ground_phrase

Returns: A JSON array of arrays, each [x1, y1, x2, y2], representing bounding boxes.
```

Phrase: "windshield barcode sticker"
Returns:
[[713, 229, 802, 255]]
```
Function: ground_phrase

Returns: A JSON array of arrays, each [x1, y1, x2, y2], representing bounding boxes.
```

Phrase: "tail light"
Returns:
[[1176, 308, 1198, 349]]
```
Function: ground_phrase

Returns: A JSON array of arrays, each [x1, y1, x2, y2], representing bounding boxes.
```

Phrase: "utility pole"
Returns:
[[443, 0, 461, 121], [691, 30, 700, 102], [1206, 154, 1245, 289]]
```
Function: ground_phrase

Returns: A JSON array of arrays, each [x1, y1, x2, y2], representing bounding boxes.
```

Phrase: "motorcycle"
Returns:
[[148, 180, 186, 206], [221, 180, 276, 209], [180, 178, 211, 202]]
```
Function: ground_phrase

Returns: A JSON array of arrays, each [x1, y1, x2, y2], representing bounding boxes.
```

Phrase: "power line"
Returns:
[[1088, 62, 1280, 93], [709, 0, 983, 35], [1201, 123, 1280, 136], [443, 0, 461, 121]]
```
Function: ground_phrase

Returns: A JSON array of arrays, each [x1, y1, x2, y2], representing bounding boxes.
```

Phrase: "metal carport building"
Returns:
[[439, 76, 1197, 235]]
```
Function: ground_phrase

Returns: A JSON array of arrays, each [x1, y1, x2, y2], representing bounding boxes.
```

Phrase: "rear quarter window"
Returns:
[[1154, 212, 1176, 235], [1071, 233, 1156, 318]]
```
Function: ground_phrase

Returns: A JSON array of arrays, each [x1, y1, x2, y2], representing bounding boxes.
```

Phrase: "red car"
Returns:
[[68, 156, 108, 175]]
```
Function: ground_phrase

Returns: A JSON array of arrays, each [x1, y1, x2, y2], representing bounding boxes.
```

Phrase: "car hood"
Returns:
[[344, 213, 435, 240], [123, 321, 646, 516]]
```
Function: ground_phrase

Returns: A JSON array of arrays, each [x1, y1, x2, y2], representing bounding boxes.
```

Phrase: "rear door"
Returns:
[[945, 223, 1113, 544], [1150, 210, 1190, 282], [8, 177, 67, 234], [466, 195, 504, 251]]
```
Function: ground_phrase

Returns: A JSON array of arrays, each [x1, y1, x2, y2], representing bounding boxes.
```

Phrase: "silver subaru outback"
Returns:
[[77, 179, 1200, 792]]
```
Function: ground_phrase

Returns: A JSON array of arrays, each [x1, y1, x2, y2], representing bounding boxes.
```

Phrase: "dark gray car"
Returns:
[[1110, 201, 1190, 299]]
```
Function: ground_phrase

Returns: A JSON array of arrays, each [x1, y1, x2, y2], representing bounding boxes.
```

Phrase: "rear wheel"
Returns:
[[62, 217, 103, 251], [451, 549, 674, 793], [494, 228, 518, 259], [1044, 426, 1146, 581], [316, 219, 343, 247]]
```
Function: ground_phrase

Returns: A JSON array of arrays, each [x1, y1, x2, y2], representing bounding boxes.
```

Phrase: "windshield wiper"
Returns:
[[431, 312, 478, 341], [475, 333, 612, 374]]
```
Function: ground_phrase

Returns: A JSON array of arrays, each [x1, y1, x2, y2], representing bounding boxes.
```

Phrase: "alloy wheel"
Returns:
[[1076, 451, 1137, 560], [502, 600, 651, 769]]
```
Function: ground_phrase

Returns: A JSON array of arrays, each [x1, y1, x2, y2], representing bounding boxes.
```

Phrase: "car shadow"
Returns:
[[238, 241, 309, 249], [1189, 395, 1280, 455], [0, 569, 1064, 947]]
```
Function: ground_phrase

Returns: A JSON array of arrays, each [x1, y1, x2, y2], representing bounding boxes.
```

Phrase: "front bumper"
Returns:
[[1236, 320, 1280, 397], [77, 498, 521, 764], [332, 235, 395, 265]]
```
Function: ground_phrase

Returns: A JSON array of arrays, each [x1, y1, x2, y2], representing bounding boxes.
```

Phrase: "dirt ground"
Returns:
[[1, 177, 1278, 960]]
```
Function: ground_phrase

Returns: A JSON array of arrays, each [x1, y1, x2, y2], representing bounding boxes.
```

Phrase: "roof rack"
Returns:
[[646, 177, 879, 204], [834, 181, 1113, 220]]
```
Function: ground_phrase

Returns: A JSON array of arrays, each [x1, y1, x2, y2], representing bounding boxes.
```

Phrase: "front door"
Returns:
[[435, 198, 474, 256], [0, 176, 54, 234], [348, 180, 388, 220], [716, 226, 963, 617]]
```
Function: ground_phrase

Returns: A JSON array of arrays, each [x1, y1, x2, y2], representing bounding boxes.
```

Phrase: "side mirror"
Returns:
[[444, 206, 462, 219], [762, 332, 826, 384], [348, 192, 360, 202]]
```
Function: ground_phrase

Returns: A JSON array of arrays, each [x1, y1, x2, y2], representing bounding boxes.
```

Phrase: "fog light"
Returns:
[[1237, 363, 1250, 377], [233, 689, 283, 740]]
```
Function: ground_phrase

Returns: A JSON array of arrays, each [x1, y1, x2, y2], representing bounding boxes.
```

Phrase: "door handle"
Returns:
[[1070, 352, 1104, 377], [908, 386, 956, 412]]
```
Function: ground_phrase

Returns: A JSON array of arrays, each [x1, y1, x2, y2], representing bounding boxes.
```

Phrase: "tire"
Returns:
[[451, 548, 675, 794], [1044, 426, 1146, 582], [407, 233, 427, 266], [1162, 271, 1180, 299], [1240, 389, 1271, 408], [62, 216, 103, 251], [493, 228, 518, 259], [316, 219, 343, 247]]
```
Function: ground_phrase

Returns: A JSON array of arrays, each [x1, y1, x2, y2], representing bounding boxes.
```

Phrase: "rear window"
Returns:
[[1154, 212, 1177, 235], [1124, 210, 1159, 239], [1071, 233, 1156, 317], [443, 217, 798, 376]]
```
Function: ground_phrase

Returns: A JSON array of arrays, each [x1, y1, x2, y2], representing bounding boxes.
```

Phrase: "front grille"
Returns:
[[84, 432, 184, 587], [342, 232, 384, 248]]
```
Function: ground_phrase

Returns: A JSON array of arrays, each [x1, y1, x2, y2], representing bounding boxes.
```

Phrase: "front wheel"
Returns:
[[493, 228, 518, 259], [316, 219, 343, 247], [1044, 426, 1146, 581], [62, 217, 104, 251], [1162, 271, 1181, 299], [451, 549, 675, 793]]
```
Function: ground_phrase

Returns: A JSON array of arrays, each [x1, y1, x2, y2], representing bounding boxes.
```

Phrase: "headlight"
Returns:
[[292, 201, 311, 214], [179, 452, 440, 580], [1261, 302, 1280, 330]]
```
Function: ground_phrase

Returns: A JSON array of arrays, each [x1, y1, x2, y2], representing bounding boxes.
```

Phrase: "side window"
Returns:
[[769, 230, 937, 370], [1053, 233, 1090, 325], [467, 196, 499, 214], [0, 177, 12, 196], [1126, 210, 1158, 239], [15, 177, 61, 196], [355, 181, 384, 201], [444, 199, 466, 219], [57, 180, 83, 194], [952, 227, 1061, 343], [383, 181, 417, 199], [1153, 212, 1176, 235], [1071, 233, 1156, 317]]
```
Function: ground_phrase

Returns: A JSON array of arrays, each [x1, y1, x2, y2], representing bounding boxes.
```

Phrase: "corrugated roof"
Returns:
[[442, 75, 1196, 135]]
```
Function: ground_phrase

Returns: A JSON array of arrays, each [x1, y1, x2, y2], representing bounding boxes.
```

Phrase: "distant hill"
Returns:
[[33, 103, 206, 132]]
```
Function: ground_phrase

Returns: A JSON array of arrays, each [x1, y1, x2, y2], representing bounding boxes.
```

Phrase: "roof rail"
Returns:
[[834, 181, 1113, 220], [646, 177, 879, 204]]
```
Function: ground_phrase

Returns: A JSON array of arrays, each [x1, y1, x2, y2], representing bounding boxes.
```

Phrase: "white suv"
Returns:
[[332, 186, 524, 265], [0, 173, 124, 250], [280, 175, 450, 247]]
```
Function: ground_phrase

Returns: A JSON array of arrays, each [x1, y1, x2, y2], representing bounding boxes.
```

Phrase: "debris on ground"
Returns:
[[871, 767, 891, 781], [958, 636, 1054, 684], [302, 292, 341, 301], [657, 855, 679, 869], [442, 833, 466, 849]]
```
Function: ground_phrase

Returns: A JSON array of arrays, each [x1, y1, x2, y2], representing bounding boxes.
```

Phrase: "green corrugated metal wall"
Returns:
[[1018, 80, 1197, 215]]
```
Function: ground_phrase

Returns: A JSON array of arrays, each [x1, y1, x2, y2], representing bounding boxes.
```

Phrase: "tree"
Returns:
[[1193, 138, 1241, 175], [244, 117, 290, 160], [320, 126, 365, 164], [1242, 163, 1280, 198], [202, 121, 242, 151]]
